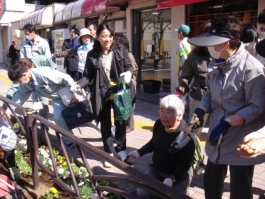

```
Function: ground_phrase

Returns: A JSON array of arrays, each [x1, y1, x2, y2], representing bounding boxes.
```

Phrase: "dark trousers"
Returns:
[[99, 100, 126, 154], [204, 160, 254, 199], [4, 150, 16, 167], [11, 58, 16, 65]]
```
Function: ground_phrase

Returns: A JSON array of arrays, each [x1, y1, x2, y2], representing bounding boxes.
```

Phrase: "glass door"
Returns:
[[139, 8, 171, 89]]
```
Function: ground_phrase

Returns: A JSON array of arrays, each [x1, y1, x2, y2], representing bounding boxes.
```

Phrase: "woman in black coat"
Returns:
[[76, 24, 133, 168]]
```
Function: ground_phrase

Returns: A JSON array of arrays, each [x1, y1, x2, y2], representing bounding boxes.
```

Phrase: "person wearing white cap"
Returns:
[[188, 15, 265, 199], [75, 28, 94, 81], [174, 24, 192, 74], [0, 120, 20, 181]]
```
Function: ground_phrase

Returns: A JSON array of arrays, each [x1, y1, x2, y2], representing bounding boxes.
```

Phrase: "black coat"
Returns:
[[62, 38, 79, 71], [83, 46, 133, 121], [9, 45, 19, 58]]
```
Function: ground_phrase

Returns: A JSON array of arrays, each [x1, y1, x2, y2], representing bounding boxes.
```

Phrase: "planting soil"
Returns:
[[0, 158, 71, 199]]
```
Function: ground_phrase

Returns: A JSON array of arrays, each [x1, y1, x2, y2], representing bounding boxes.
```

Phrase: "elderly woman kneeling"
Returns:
[[126, 94, 195, 197]]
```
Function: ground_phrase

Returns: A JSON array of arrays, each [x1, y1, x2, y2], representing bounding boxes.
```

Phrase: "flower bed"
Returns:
[[13, 122, 122, 199]]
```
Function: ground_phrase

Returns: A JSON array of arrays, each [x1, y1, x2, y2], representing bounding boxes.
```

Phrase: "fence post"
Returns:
[[25, 108, 39, 189]]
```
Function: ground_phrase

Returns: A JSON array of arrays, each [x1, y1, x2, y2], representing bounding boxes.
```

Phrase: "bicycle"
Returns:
[[5, 53, 11, 67]]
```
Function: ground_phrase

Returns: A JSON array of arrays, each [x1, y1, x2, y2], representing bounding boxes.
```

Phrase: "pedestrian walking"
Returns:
[[62, 24, 80, 79], [175, 24, 192, 74], [20, 24, 51, 59], [75, 24, 133, 168], [8, 41, 20, 65], [114, 33, 138, 133], [175, 20, 211, 137]]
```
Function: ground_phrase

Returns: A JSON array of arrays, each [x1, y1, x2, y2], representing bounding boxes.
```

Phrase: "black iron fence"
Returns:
[[0, 95, 191, 199]]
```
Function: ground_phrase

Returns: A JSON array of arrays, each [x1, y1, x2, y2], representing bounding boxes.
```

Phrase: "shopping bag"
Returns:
[[113, 77, 132, 120], [61, 102, 94, 129]]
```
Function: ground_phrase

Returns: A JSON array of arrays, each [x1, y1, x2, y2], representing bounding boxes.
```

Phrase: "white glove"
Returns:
[[120, 71, 132, 84], [124, 150, 140, 165], [163, 178, 173, 187], [73, 84, 83, 95]]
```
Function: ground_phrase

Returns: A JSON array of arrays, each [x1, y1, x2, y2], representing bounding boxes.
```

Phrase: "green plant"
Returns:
[[79, 183, 93, 199], [41, 189, 59, 199], [15, 148, 32, 176]]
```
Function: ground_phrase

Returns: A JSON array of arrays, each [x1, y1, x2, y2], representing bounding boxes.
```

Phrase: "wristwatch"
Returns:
[[171, 175, 176, 183], [224, 117, 233, 126]]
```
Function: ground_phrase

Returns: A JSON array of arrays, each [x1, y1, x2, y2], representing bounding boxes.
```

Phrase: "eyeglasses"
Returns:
[[159, 109, 174, 116]]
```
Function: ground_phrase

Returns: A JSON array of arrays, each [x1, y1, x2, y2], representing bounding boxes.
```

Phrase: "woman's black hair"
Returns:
[[92, 24, 119, 55], [241, 25, 258, 43], [114, 33, 130, 51], [8, 64, 29, 82]]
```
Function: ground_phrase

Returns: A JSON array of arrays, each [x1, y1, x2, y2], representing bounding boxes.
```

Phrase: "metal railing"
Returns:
[[0, 95, 192, 199]]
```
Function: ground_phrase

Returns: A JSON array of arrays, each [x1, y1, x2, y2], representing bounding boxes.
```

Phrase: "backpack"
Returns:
[[169, 131, 205, 176], [192, 134, 205, 176]]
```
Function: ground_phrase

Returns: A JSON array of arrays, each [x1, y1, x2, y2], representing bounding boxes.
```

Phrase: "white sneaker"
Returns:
[[103, 153, 113, 168], [117, 150, 127, 161]]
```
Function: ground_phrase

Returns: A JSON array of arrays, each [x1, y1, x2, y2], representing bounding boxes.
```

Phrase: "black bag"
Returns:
[[61, 102, 94, 129]]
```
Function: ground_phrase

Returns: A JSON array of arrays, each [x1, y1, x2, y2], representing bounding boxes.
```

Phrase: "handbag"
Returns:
[[61, 102, 94, 130], [58, 87, 86, 106], [113, 77, 133, 120]]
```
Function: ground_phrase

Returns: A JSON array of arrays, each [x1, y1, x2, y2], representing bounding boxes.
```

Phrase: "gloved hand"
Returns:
[[175, 91, 183, 97], [73, 84, 83, 95], [9, 167, 20, 181], [163, 178, 173, 187], [120, 71, 132, 84], [124, 150, 140, 165], [209, 119, 231, 146], [190, 108, 205, 129]]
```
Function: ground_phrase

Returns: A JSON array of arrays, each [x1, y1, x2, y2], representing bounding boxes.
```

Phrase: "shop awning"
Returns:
[[19, 4, 54, 29], [54, 0, 85, 24], [53, 0, 123, 24], [157, 0, 210, 8], [105, 0, 128, 7], [81, 0, 122, 17]]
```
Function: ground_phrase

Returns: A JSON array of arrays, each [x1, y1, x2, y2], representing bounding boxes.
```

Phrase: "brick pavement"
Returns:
[[0, 64, 265, 198]]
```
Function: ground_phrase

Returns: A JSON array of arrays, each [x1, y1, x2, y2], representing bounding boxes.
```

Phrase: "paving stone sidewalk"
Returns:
[[0, 64, 265, 199]]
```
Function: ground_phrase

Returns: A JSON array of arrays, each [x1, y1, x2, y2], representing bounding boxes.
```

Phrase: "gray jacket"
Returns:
[[20, 35, 52, 59], [12, 67, 75, 105], [200, 44, 265, 165]]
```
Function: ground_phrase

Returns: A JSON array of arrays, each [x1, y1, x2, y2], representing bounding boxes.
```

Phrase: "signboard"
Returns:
[[0, 0, 2, 13]]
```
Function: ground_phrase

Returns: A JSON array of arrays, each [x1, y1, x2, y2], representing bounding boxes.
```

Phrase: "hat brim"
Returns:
[[188, 32, 230, 47], [256, 39, 265, 58], [174, 28, 179, 32]]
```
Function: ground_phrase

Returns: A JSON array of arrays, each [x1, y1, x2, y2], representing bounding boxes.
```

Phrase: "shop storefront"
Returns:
[[187, 0, 259, 37], [128, 0, 264, 94]]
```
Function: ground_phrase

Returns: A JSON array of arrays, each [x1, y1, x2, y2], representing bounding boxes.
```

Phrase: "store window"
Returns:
[[140, 8, 171, 89], [188, 0, 258, 37]]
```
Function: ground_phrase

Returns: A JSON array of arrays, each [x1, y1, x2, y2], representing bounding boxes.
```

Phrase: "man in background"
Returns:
[[20, 23, 51, 59], [175, 24, 192, 75], [61, 24, 80, 79], [87, 23, 97, 39], [8, 41, 20, 65]]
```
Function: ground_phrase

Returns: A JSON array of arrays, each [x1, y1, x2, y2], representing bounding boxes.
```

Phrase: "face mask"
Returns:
[[20, 77, 30, 85], [207, 46, 220, 59], [25, 34, 33, 41]]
